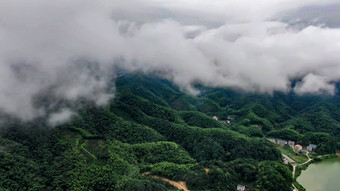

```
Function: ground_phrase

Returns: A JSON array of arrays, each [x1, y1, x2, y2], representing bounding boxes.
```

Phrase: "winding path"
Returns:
[[301, 152, 312, 165], [282, 152, 311, 191], [282, 152, 312, 178]]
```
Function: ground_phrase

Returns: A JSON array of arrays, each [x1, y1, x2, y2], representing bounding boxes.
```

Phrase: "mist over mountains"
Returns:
[[1, 0, 340, 121], [2, 2, 340, 190], [1, 74, 339, 190], [278, 3, 340, 28]]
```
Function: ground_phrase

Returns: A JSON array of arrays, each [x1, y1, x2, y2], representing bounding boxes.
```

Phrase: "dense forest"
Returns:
[[0, 74, 339, 191]]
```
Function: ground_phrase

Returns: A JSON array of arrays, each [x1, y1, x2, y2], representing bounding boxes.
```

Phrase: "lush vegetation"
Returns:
[[0, 74, 339, 190]]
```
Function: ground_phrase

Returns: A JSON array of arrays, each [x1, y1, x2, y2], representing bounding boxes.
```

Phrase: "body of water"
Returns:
[[297, 157, 340, 191]]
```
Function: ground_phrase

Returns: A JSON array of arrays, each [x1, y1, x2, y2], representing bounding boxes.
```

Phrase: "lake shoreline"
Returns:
[[295, 154, 338, 178], [297, 155, 340, 191]]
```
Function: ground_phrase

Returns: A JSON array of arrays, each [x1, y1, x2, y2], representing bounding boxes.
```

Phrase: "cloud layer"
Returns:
[[1, 0, 340, 120]]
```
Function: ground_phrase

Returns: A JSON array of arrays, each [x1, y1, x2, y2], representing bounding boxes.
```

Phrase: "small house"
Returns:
[[307, 144, 317, 152], [276, 139, 287, 145], [288, 141, 295, 146], [283, 158, 289, 164], [306, 146, 313, 152], [237, 184, 246, 191], [212, 116, 218, 121], [295, 144, 303, 151]]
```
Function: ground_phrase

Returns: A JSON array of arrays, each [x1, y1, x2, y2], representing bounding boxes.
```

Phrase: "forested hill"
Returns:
[[0, 74, 339, 190]]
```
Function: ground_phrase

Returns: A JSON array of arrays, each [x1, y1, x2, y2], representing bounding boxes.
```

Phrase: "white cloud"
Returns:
[[0, 0, 340, 120], [294, 74, 335, 95], [48, 109, 75, 126]]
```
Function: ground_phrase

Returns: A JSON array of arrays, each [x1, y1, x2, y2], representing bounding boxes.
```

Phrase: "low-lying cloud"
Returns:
[[1, 0, 340, 120]]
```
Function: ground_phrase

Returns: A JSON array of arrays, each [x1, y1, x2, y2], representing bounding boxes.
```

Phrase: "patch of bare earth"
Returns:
[[142, 172, 189, 191]]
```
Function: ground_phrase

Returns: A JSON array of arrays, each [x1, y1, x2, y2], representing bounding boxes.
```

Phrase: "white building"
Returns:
[[306, 146, 313, 152], [307, 144, 317, 152], [237, 184, 246, 191]]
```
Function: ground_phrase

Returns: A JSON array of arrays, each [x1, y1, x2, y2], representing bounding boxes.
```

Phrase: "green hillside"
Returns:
[[0, 74, 339, 190]]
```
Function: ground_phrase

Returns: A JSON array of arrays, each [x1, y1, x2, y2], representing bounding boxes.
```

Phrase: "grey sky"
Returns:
[[0, 0, 340, 120]]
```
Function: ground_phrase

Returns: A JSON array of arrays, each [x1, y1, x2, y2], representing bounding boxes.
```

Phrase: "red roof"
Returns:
[[295, 145, 302, 148]]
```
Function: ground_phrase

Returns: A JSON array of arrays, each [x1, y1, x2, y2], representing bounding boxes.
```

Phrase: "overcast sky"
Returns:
[[1, 0, 340, 121]]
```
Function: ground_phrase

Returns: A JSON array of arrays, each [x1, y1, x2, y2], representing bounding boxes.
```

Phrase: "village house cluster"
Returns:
[[269, 138, 317, 152]]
